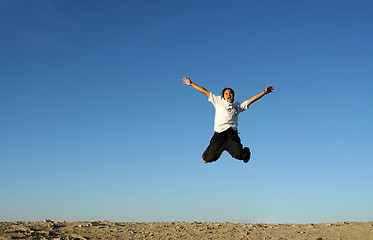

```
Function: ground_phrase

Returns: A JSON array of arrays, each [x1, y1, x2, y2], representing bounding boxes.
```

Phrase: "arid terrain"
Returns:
[[1, 220, 372, 239]]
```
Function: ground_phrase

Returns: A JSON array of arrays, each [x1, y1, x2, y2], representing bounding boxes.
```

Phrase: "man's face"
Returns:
[[223, 89, 234, 103]]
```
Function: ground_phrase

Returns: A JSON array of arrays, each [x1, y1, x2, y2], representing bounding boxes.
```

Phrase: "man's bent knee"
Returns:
[[202, 150, 220, 163]]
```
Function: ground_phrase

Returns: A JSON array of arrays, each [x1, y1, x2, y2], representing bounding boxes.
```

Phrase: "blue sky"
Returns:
[[1, 0, 372, 223]]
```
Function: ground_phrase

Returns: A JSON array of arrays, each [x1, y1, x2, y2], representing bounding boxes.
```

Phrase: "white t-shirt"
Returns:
[[208, 92, 249, 133]]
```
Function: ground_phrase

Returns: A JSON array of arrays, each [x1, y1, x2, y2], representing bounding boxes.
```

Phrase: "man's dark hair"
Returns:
[[221, 87, 235, 98]]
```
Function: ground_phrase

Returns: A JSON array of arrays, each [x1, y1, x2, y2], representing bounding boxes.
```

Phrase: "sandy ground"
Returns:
[[1, 220, 372, 239]]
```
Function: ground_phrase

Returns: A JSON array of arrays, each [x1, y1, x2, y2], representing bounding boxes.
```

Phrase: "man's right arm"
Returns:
[[182, 76, 210, 98]]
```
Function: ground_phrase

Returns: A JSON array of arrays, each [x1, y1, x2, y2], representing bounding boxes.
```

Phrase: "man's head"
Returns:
[[222, 87, 235, 103]]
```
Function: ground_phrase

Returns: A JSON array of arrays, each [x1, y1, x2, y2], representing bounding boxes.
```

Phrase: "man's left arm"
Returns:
[[246, 84, 275, 106]]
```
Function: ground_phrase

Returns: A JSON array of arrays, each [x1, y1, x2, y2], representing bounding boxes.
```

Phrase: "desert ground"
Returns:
[[1, 220, 372, 240]]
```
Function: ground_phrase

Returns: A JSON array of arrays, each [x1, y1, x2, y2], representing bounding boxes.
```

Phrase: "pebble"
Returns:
[[38, 230, 50, 236], [12, 224, 30, 232], [70, 234, 88, 240], [2, 234, 13, 240]]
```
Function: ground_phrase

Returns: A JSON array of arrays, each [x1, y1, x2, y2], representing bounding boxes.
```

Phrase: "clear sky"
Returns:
[[1, 0, 372, 224]]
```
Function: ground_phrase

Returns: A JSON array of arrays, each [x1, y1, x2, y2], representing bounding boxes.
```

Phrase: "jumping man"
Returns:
[[182, 76, 274, 164]]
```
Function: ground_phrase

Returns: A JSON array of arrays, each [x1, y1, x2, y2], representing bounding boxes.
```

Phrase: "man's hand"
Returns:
[[182, 76, 192, 86], [265, 84, 275, 94], [246, 84, 275, 106], [182, 76, 210, 98]]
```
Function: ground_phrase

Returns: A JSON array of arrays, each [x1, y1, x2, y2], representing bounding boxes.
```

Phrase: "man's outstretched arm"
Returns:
[[246, 84, 275, 106], [182, 76, 210, 98]]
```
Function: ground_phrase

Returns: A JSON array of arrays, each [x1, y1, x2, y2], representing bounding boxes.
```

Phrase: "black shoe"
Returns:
[[243, 147, 251, 163]]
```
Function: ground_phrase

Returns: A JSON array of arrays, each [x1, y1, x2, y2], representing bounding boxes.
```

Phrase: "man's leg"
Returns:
[[202, 132, 226, 163], [226, 130, 251, 163]]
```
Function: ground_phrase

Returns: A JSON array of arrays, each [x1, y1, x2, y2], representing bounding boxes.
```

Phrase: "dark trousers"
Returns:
[[202, 128, 251, 163]]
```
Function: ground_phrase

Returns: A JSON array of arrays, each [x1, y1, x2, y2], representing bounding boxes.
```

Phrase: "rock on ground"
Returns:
[[1, 221, 372, 239]]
